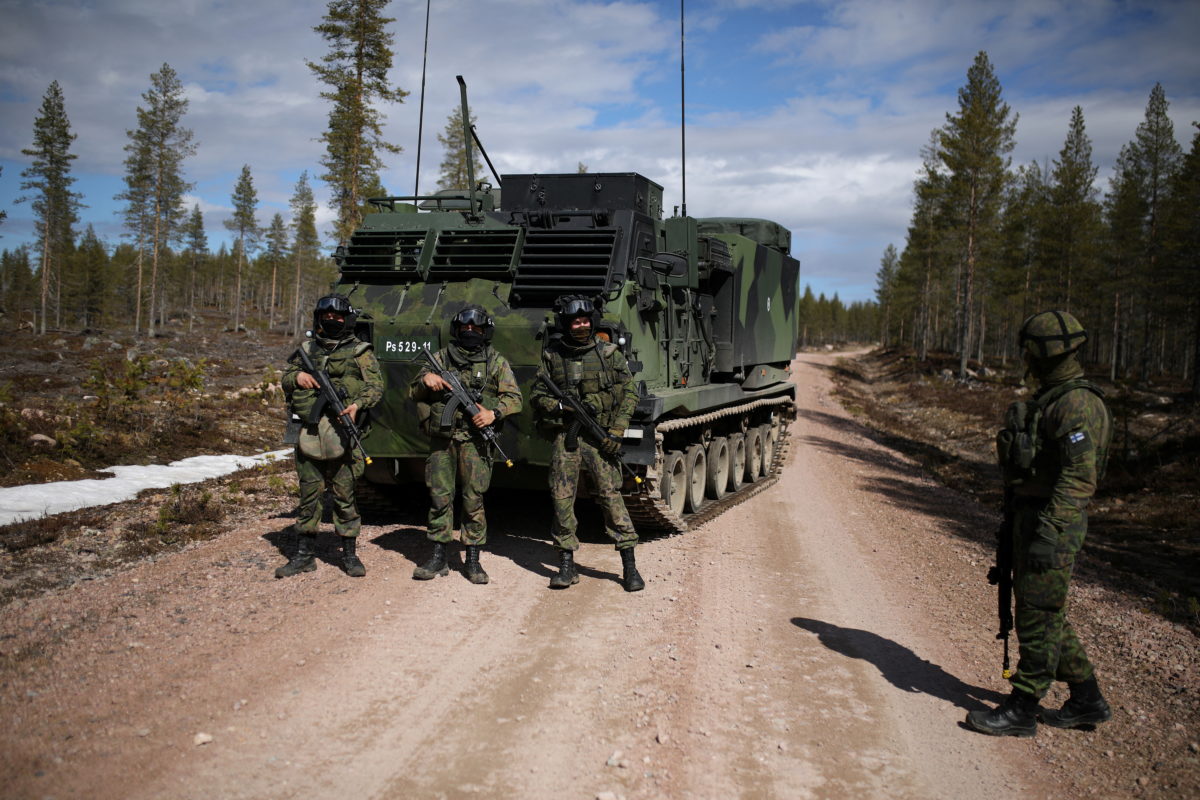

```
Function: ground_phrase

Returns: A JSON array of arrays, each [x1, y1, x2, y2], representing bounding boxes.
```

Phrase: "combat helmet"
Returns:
[[312, 293, 358, 339], [450, 304, 495, 346], [553, 294, 600, 335], [1018, 310, 1087, 360]]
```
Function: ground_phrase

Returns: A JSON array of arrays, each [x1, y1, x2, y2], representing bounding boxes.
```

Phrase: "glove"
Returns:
[[1027, 536, 1056, 572], [599, 434, 622, 457]]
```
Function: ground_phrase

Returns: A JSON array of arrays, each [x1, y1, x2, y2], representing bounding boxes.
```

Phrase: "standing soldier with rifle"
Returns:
[[530, 295, 644, 592], [277, 294, 384, 579], [967, 311, 1113, 737], [410, 305, 522, 584]]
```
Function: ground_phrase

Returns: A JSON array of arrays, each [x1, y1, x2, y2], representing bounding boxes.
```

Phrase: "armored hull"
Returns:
[[336, 172, 799, 533]]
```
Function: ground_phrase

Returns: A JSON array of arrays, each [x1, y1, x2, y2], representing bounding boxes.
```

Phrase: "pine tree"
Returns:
[[19, 80, 81, 334], [436, 106, 484, 191], [118, 64, 195, 337], [225, 165, 259, 332], [288, 172, 323, 336], [263, 212, 289, 330], [307, 0, 408, 243], [938, 52, 1017, 378]]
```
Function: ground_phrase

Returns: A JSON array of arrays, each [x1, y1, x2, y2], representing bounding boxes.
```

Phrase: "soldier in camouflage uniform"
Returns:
[[277, 294, 384, 579], [530, 295, 645, 592], [967, 311, 1114, 737], [410, 305, 522, 584]]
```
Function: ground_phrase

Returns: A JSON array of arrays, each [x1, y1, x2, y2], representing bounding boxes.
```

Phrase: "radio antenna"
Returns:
[[414, 0, 432, 196], [679, 0, 687, 217]]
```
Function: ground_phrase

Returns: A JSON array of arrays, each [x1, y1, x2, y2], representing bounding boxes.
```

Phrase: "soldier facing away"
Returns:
[[277, 294, 384, 579], [967, 310, 1114, 737], [530, 295, 645, 592], [410, 305, 522, 584]]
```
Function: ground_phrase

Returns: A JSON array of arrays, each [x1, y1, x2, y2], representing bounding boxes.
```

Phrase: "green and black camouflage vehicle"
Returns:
[[334, 88, 799, 533]]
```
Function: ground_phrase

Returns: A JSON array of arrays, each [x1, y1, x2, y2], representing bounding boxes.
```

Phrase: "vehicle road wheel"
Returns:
[[706, 437, 729, 500], [727, 434, 746, 492], [684, 444, 707, 514], [662, 450, 687, 517], [758, 424, 776, 477], [745, 427, 763, 482]]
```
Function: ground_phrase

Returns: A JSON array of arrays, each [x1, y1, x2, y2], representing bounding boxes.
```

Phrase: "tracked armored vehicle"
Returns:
[[334, 92, 799, 533]]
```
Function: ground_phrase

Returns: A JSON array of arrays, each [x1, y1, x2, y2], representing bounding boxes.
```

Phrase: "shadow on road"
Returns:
[[791, 617, 1003, 713]]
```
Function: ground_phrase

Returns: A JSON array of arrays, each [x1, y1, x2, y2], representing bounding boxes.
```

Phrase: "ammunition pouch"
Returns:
[[996, 401, 1037, 486]]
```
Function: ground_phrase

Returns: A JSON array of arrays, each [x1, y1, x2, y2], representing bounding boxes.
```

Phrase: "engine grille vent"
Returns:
[[427, 229, 519, 279], [511, 228, 617, 304], [342, 230, 426, 276]]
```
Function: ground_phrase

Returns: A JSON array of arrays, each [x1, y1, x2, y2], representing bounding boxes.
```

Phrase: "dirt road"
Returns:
[[2, 352, 1055, 798]]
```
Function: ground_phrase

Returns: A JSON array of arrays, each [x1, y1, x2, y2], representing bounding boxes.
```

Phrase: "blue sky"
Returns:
[[1, 0, 1197, 304]]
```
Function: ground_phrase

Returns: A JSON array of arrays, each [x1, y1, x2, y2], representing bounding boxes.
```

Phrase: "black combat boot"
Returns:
[[341, 536, 366, 578], [275, 533, 318, 579], [412, 541, 449, 580], [965, 688, 1040, 737], [1041, 676, 1112, 729], [548, 549, 579, 589], [620, 547, 645, 592], [464, 545, 489, 585]]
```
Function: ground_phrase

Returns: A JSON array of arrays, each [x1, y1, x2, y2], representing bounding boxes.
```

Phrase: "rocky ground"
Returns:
[[0, 329, 1197, 798]]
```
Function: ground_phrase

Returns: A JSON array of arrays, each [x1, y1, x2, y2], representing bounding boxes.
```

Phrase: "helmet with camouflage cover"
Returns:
[[1019, 311, 1087, 361]]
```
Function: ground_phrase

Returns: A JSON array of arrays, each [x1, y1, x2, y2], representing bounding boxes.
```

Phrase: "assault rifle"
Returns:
[[535, 370, 642, 485], [987, 487, 1015, 679], [418, 344, 513, 467], [294, 346, 372, 465]]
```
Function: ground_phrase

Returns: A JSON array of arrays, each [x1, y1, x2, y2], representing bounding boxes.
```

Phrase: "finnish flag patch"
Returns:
[[1065, 429, 1091, 457]]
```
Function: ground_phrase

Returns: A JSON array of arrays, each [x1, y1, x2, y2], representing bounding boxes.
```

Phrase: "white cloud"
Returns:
[[0, 0, 1196, 302]]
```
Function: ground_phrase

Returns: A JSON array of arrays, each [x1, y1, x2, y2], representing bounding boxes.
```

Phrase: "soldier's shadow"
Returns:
[[791, 617, 1004, 712]]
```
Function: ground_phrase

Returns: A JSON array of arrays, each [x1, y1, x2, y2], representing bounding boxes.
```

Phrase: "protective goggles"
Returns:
[[558, 297, 594, 317], [453, 307, 492, 328], [315, 295, 353, 315]]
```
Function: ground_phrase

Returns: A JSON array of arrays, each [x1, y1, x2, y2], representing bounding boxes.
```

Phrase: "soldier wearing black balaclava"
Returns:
[[410, 304, 522, 584], [529, 295, 644, 592], [277, 294, 383, 578]]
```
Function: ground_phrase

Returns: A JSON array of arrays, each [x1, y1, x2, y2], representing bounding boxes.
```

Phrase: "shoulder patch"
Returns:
[[1063, 428, 1092, 458]]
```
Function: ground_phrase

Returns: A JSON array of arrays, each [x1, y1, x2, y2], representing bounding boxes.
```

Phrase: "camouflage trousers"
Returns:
[[426, 436, 493, 546], [1010, 498, 1095, 697], [294, 448, 365, 538], [549, 433, 637, 552]]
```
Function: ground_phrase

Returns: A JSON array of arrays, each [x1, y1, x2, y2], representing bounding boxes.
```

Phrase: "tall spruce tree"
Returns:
[[182, 204, 207, 332], [225, 165, 259, 332], [74, 225, 109, 328], [436, 106, 484, 191], [1048, 106, 1101, 312], [307, 0, 408, 244], [288, 171, 322, 336], [19, 80, 81, 334], [263, 212, 289, 330], [1128, 83, 1183, 379], [938, 52, 1017, 378], [1103, 144, 1146, 380], [1161, 124, 1200, 395], [875, 244, 898, 346], [118, 64, 195, 337]]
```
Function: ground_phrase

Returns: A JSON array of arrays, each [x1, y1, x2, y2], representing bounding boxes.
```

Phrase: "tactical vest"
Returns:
[[546, 341, 620, 428], [290, 339, 373, 420], [996, 379, 1110, 487], [424, 347, 502, 439]]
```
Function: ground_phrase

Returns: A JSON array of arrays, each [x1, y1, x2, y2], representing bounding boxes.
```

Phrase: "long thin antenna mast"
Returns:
[[414, 0, 431, 196], [680, 0, 687, 217]]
